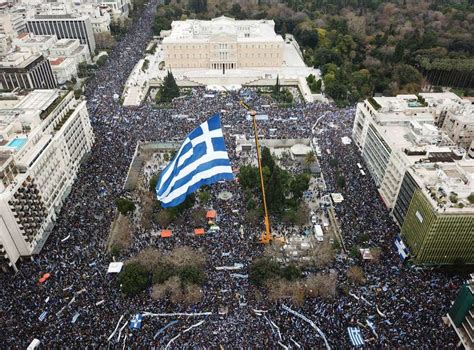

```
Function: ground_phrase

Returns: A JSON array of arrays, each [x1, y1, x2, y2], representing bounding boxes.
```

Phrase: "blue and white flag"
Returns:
[[71, 312, 80, 324], [156, 114, 234, 207], [348, 327, 364, 347], [38, 311, 48, 322], [129, 314, 142, 330], [395, 236, 410, 261]]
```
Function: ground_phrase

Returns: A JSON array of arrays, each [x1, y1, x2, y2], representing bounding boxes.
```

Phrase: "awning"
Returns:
[[206, 210, 217, 219], [194, 228, 205, 235], [161, 230, 172, 238], [107, 262, 124, 273]]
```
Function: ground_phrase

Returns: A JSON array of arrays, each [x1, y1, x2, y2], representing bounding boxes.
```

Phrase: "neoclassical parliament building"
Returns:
[[161, 16, 285, 70]]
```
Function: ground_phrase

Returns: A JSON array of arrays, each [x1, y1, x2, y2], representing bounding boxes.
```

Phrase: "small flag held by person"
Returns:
[[347, 327, 365, 347], [155, 114, 234, 207], [38, 311, 48, 322], [129, 314, 143, 330]]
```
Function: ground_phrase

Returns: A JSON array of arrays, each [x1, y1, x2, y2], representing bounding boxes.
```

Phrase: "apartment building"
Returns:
[[96, 0, 131, 19], [26, 14, 96, 55], [353, 94, 474, 265], [161, 16, 284, 70], [352, 94, 461, 209], [0, 89, 94, 270], [393, 160, 474, 265], [0, 51, 57, 90], [49, 38, 91, 64], [12, 32, 57, 56], [49, 56, 77, 84], [0, 12, 26, 37]]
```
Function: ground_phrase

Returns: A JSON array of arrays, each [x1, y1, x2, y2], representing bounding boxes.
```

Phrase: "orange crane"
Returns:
[[239, 100, 272, 244]]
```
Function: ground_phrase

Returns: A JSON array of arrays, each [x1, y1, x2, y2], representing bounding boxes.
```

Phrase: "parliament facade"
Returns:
[[161, 16, 284, 70]]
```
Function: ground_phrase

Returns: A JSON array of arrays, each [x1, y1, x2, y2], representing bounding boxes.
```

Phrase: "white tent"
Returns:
[[107, 262, 124, 273]]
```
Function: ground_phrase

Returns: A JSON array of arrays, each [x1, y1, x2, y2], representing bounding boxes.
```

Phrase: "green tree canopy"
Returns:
[[156, 71, 179, 103], [118, 262, 149, 296], [116, 198, 135, 216]]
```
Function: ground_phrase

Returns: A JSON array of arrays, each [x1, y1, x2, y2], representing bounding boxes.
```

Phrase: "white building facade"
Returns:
[[26, 14, 96, 55], [49, 38, 91, 64], [49, 56, 77, 84], [161, 16, 284, 70], [0, 12, 26, 37], [0, 90, 94, 270]]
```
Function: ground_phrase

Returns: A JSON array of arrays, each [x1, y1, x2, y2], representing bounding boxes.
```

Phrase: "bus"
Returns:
[[360, 169, 366, 176], [357, 163, 362, 169]]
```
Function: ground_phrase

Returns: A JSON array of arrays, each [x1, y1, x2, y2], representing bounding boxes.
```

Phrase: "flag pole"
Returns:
[[249, 110, 272, 244]]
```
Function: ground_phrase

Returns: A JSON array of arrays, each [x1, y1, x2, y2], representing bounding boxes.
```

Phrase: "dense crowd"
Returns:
[[0, 0, 465, 348]]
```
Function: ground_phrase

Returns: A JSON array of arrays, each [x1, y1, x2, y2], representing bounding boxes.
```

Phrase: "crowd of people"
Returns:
[[0, 0, 465, 348]]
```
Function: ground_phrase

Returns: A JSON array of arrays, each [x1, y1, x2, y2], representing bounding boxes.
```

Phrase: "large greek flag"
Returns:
[[156, 114, 234, 207]]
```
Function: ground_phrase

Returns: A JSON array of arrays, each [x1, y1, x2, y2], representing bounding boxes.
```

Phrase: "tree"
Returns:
[[178, 265, 205, 286], [77, 62, 88, 78], [468, 193, 474, 204], [156, 71, 179, 103], [191, 208, 207, 227], [118, 262, 149, 296], [188, 0, 207, 13], [336, 175, 346, 188], [273, 75, 281, 95], [325, 80, 348, 103], [154, 209, 173, 227], [152, 263, 175, 284], [394, 64, 423, 85], [261, 147, 275, 174], [313, 48, 343, 67], [116, 198, 135, 215], [149, 174, 159, 192], [304, 151, 316, 165], [96, 54, 108, 67], [249, 258, 282, 287], [347, 266, 366, 285], [280, 263, 301, 281], [290, 173, 310, 200], [74, 89, 82, 99], [294, 21, 319, 47], [94, 32, 116, 49], [246, 197, 256, 211], [238, 165, 259, 190], [197, 190, 210, 204], [266, 166, 286, 214], [304, 273, 337, 300]]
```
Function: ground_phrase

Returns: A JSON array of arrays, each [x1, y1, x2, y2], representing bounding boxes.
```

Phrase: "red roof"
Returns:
[[50, 57, 65, 66]]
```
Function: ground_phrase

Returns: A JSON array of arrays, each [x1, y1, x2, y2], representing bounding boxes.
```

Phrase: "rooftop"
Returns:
[[0, 51, 39, 69], [33, 14, 86, 20], [50, 57, 65, 65], [16, 34, 55, 44], [410, 160, 474, 213], [53, 39, 77, 48], [163, 16, 284, 43], [364, 93, 473, 126]]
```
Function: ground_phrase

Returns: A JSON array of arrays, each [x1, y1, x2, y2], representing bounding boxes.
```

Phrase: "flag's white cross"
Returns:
[[190, 124, 221, 151]]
